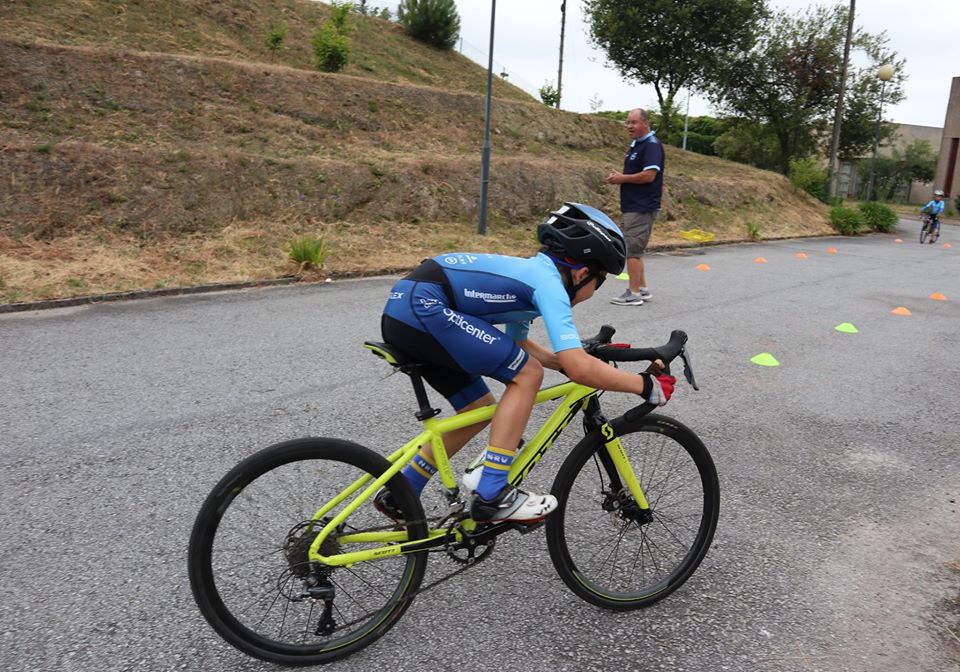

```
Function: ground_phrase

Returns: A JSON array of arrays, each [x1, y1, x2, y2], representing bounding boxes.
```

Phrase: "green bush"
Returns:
[[539, 83, 560, 107], [955, 194, 960, 213], [397, 0, 460, 49], [746, 221, 761, 240], [858, 201, 898, 232], [829, 206, 865, 235], [265, 19, 287, 56], [312, 3, 352, 72], [311, 24, 350, 72], [788, 157, 827, 203], [288, 234, 329, 269]]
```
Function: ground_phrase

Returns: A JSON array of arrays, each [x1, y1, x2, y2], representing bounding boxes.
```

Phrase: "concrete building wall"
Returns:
[[935, 76, 960, 201], [838, 123, 943, 202]]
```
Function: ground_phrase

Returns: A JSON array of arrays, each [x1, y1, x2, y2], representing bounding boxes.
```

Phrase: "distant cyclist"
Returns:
[[920, 189, 946, 242], [375, 203, 676, 524]]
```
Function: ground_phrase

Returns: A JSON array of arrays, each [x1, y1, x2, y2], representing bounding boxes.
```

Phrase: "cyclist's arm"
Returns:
[[556, 348, 649, 395], [518, 338, 562, 371]]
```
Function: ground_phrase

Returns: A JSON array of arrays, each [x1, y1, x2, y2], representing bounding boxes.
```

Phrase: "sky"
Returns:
[[441, 0, 960, 128]]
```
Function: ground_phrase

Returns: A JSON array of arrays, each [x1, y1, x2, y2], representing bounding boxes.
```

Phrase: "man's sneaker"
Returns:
[[373, 488, 404, 524], [610, 290, 644, 306], [470, 486, 558, 524], [637, 288, 652, 301]]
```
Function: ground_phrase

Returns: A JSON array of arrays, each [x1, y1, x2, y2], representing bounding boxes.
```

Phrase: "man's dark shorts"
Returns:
[[622, 211, 657, 257]]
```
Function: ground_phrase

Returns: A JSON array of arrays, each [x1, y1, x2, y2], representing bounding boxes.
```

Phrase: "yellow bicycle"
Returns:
[[188, 325, 719, 666]]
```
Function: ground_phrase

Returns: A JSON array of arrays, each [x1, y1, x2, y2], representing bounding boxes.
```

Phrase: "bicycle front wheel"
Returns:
[[188, 437, 427, 666], [920, 225, 929, 244], [546, 413, 719, 610]]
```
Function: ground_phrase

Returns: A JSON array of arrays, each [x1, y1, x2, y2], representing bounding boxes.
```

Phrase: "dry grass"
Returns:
[[0, 1, 834, 304]]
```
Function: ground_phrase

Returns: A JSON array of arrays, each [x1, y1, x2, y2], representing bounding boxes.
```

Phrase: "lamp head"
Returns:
[[878, 64, 894, 81]]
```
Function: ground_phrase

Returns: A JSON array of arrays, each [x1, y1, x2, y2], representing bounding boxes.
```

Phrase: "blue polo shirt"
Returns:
[[621, 131, 664, 213]]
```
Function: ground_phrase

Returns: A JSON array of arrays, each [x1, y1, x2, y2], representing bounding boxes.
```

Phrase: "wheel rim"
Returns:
[[195, 455, 422, 657], [558, 430, 713, 601]]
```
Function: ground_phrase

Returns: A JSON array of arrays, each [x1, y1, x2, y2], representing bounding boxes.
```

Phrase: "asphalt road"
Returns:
[[2, 221, 959, 672]]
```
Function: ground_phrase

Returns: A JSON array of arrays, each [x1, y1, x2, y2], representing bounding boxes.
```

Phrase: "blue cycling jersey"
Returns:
[[385, 252, 582, 353], [921, 200, 945, 216]]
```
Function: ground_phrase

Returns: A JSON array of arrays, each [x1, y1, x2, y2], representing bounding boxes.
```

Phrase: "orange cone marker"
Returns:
[[795, 252, 807, 259], [754, 257, 768, 263], [891, 307, 912, 316], [944, 243, 953, 249], [929, 293, 948, 301], [826, 247, 838, 254], [894, 238, 903, 243], [695, 263, 711, 271]]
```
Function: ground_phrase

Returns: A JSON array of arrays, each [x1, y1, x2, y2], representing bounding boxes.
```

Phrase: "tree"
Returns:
[[713, 120, 782, 170], [837, 29, 905, 160], [311, 2, 352, 73], [264, 19, 287, 59], [859, 138, 937, 201], [583, 0, 764, 141], [709, 4, 904, 174], [539, 82, 561, 107], [397, 0, 460, 50]]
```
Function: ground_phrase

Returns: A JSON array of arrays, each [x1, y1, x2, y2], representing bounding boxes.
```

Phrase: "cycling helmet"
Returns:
[[933, 189, 945, 197], [537, 202, 626, 275]]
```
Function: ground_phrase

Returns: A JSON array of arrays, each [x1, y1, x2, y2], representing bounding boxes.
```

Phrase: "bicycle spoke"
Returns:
[[190, 441, 428, 664], [548, 419, 717, 606]]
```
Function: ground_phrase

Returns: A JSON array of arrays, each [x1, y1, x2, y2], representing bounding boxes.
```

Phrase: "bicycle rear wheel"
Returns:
[[188, 437, 427, 666], [546, 413, 719, 610]]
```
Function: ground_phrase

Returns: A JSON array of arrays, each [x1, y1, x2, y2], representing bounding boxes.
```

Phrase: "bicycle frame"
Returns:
[[306, 380, 652, 567]]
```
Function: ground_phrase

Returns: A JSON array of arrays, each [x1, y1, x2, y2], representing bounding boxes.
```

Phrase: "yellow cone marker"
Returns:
[[929, 292, 948, 301], [695, 263, 711, 271], [616, 272, 629, 280], [754, 257, 768, 263], [894, 238, 903, 243], [751, 353, 780, 367], [795, 252, 807, 259], [891, 307, 912, 316], [835, 323, 859, 334], [826, 247, 838, 254]]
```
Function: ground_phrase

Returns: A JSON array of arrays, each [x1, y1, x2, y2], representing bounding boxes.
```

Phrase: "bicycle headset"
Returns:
[[537, 202, 627, 300]]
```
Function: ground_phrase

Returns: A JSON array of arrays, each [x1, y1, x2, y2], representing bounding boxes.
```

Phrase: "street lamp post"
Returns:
[[865, 64, 894, 202], [478, 0, 497, 235]]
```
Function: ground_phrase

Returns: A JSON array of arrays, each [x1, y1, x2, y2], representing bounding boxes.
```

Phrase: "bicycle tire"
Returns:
[[920, 223, 929, 244], [546, 413, 719, 610], [188, 437, 428, 666]]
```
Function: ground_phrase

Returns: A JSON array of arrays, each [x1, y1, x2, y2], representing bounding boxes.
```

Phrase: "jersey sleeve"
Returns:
[[532, 283, 582, 352], [641, 140, 664, 172]]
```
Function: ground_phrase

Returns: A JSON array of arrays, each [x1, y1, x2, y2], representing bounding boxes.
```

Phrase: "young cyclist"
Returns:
[[375, 202, 676, 524], [920, 190, 946, 242]]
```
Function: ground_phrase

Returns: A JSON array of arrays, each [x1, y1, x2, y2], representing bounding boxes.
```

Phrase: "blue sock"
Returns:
[[401, 452, 437, 496], [475, 446, 515, 500]]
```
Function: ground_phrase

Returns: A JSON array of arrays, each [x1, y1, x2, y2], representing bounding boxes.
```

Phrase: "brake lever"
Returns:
[[679, 347, 700, 391]]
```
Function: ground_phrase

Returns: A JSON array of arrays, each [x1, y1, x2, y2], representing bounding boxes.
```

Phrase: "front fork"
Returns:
[[582, 396, 651, 512]]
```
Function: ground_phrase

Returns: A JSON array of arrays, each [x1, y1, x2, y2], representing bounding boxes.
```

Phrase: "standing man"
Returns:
[[607, 108, 664, 306]]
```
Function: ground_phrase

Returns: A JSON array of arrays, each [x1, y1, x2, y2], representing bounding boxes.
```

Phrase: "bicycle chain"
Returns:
[[319, 522, 493, 633]]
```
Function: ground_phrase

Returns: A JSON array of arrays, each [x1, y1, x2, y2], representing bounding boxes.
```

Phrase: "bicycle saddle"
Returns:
[[363, 341, 417, 368]]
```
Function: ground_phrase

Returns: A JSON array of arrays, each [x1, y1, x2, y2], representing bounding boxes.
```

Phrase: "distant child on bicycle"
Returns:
[[375, 203, 676, 524], [921, 189, 946, 242]]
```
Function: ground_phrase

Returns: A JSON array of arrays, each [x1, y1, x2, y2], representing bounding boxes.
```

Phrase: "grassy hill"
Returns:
[[0, 0, 832, 304]]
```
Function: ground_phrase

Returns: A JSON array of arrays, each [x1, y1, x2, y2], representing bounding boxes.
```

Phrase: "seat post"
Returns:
[[404, 366, 441, 421]]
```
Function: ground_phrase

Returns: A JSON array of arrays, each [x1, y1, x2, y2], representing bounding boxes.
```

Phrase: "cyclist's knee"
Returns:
[[513, 356, 544, 389]]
